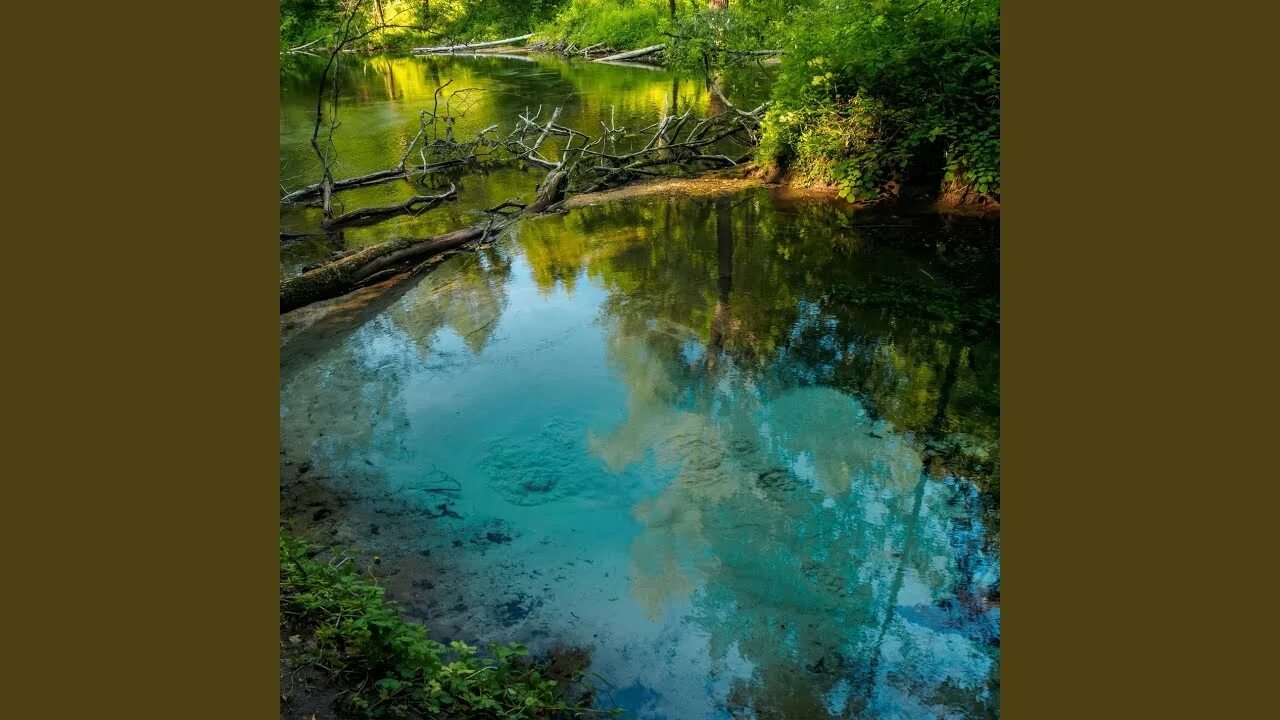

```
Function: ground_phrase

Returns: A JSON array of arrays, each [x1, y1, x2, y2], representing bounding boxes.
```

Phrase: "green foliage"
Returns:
[[538, 0, 672, 49], [280, 0, 345, 47], [440, 1, 566, 42], [666, 0, 814, 72], [761, 0, 1000, 202], [279, 0, 1000, 202], [280, 531, 615, 718], [280, 0, 441, 51]]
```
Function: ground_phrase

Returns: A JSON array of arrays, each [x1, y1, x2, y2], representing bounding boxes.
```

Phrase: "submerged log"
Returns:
[[595, 44, 665, 63], [412, 34, 534, 54], [280, 225, 490, 312]]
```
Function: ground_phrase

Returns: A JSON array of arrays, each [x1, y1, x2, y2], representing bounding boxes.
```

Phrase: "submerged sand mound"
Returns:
[[478, 419, 594, 506]]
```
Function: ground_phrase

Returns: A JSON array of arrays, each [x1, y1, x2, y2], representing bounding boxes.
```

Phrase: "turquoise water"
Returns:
[[281, 187, 1000, 719]]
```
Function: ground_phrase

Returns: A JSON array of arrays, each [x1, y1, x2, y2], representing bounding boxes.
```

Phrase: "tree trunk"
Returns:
[[411, 34, 535, 54], [595, 44, 665, 62], [280, 225, 487, 312]]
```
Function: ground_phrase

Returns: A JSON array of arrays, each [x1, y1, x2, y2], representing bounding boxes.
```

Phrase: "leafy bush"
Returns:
[[539, 0, 672, 49], [280, 0, 442, 51], [280, 0, 345, 47], [666, 0, 812, 73], [760, 0, 1000, 202], [441, 0, 565, 42], [280, 531, 613, 718]]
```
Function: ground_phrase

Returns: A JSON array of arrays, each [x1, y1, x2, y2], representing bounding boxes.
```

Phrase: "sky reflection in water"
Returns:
[[281, 186, 1000, 719]]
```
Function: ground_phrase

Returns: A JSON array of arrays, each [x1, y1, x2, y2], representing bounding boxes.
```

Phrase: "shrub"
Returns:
[[760, 0, 1000, 201], [539, 0, 672, 49]]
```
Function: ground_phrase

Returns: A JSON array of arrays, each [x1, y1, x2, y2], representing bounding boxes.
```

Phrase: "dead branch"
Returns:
[[322, 183, 457, 228], [281, 92, 772, 313], [284, 32, 334, 54], [486, 199, 527, 215], [280, 159, 467, 203]]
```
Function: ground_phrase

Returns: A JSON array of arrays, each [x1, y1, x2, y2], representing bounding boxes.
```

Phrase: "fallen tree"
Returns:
[[282, 93, 769, 313], [412, 33, 534, 54], [281, 224, 494, 312], [595, 44, 665, 63]]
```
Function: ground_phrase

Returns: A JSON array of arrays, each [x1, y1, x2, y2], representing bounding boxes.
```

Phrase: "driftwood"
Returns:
[[412, 33, 534, 54], [596, 44, 665, 62], [322, 184, 457, 228]]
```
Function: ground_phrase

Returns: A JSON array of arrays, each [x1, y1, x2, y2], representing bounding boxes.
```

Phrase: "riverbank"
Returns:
[[564, 165, 999, 215], [279, 528, 609, 719]]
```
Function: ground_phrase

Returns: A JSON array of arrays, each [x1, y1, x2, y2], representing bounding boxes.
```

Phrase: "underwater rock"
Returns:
[[475, 520, 516, 545], [494, 592, 543, 627], [756, 466, 800, 492]]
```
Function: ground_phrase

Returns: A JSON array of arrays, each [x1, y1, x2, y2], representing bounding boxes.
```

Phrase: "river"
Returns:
[[280, 52, 1000, 720]]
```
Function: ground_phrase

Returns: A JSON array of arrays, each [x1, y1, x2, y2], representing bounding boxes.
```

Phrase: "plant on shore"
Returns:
[[280, 0, 1000, 203], [533, 0, 1000, 203], [538, 0, 672, 50], [759, 0, 1000, 202], [280, 531, 615, 718]]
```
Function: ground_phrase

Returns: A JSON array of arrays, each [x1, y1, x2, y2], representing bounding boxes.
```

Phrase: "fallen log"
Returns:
[[721, 48, 784, 56], [282, 100, 767, 313], [412, 33, 534, 54], [281, 225, 492, 312], [592, 59, 665, 71], [322, 184, 457, 228], [595, 44, 665, 62]]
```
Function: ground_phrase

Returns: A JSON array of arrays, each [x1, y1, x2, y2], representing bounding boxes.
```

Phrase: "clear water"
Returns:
[[280, 52, 771, 277], [281, 54, 999, 720]]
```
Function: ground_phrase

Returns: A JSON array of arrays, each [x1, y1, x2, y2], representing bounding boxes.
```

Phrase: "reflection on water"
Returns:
[[281, 187, 1000, 720], [279, 53, 772, 276]]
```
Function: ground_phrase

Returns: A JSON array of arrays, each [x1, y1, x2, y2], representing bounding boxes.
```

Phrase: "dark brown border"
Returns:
[[1003, 1, 1276, 717], [8, 1, 281, 717], [10, 1, 1275, 717]]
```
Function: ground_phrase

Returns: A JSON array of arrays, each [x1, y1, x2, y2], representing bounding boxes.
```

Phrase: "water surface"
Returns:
[[280, 54, 999, 720], [280, 53, 771, 276]]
